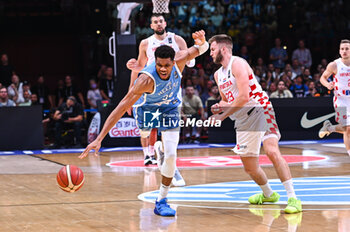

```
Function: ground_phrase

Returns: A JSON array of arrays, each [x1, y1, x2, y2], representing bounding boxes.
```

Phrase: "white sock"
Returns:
[[195, 132, 200, 138], [157, 184, 170, 201], [142, 147, 148, 158], [260, 182, 273, 198], [328, 125, 336, 133], [149, 145, 155, 156], [347, 150, 350, 156], [283, 179, 297, 199]]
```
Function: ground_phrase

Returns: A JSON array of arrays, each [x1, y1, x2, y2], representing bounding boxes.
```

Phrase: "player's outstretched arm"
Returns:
[[320, 62, 336, 90], [79, 74, 154, 159], [175, 30, 209, 72]]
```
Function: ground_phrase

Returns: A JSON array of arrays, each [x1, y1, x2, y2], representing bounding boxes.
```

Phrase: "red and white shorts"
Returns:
[[334, 95, 350, 126], [232, 103, 281, 157]]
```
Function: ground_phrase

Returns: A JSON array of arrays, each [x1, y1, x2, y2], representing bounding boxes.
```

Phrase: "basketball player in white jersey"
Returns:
[[208, 34, 302, 214], [127, 14, 191, 186], [319, 40, 350, 156]]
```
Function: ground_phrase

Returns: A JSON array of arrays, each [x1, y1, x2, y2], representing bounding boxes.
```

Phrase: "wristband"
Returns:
[[194, 41, 209, 55]]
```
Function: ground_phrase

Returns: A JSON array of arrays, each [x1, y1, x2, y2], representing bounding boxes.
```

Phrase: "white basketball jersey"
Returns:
[[146, 32, 180, 66], [334, 58, 350, 96], [217, 56, 269, 120]]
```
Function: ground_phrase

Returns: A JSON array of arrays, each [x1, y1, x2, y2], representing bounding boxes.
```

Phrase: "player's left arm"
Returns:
[[175, 30, 208, 72]]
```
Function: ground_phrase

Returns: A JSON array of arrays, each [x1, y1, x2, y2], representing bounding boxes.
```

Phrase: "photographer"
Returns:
[[53, 96, 83, 148]]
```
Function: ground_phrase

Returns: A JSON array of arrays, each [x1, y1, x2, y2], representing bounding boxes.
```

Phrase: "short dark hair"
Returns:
[[208, 34, 233, 50], [155, 45, 175, 60], [340, 39, 350, 44], [150, 13, 165, 22]]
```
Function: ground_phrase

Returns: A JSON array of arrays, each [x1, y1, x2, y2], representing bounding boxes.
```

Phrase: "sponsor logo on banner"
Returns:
[[87, 112, 101, 143], [300, 112, 335, 128], [109, 117, 140, 138]]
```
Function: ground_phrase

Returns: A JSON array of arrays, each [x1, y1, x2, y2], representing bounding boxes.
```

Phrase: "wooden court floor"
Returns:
[[0, 143, 349, 232]]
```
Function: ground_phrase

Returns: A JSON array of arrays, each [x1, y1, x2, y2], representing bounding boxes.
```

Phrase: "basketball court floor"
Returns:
[[0, 139, 349, 232]]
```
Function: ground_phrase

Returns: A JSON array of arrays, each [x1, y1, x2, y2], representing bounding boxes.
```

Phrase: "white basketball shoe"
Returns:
[[319, 120, 332, 138]]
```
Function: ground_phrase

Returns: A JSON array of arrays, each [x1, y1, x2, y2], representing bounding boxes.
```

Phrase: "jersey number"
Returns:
[[225, 91, 235, 102]]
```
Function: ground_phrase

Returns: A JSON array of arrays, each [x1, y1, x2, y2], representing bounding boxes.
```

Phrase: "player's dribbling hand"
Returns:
[[126, 58, 138, 71], [327, 82, 334, 90], [79, 139, 101, 159], [192, 30, 206, 46], [211, 103, 223, 114]]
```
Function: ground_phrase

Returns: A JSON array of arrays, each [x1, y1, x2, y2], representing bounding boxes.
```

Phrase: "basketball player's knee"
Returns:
[[161, 154, 176, 178], [267, 149, 281, 163], [346, 126, 350, 135]]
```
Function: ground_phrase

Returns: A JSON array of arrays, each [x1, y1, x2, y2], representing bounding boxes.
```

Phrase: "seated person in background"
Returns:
[[18, 90, 32, 106], [270, 80, 293, 98], [53, 96, 84, 148], [182, 85, 205, 143], [30, 93, 40, 105], [87, 79, 102, 112], [0, 86, 16, 107]]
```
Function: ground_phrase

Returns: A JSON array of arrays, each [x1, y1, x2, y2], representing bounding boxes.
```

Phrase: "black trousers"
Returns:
[[54, 121, 82, 145]]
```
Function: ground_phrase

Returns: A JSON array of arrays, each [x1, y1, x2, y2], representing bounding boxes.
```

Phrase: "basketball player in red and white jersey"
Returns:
[[127, 14, 190, 186], [319, 40, 350, 156], [208, 34, 302, 214]]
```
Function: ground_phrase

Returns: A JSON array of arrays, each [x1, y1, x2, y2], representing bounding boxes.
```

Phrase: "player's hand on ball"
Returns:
[[126, 58, 138, 71], [79, 139, 101, 159], [192, 30, 206, 46], [211, 103, 223, 114]]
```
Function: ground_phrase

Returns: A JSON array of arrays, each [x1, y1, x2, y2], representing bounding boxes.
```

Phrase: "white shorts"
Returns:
[[334, 95, 350, 126], [232, 104, 281, 157]]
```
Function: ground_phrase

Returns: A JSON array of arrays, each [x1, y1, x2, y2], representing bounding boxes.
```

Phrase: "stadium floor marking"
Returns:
[[0, 139, 343, 156], [138, 176, 350, 210]]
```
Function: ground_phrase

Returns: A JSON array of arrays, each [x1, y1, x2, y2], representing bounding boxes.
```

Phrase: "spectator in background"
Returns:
[[61, 75, 85, 107], [0, 87, 15, 107], [292, 40, 312, 68], [210, 10, 224, 28], [87, 79, 102, 112], [270, 80, 293, 98], [97, 64, 107, 80], [205, 85, 221, 108], [303, 68, 312, 80], [267, 82, 277, 96], [290, 75, 308, 98], [55, 79, 65, 107], [240, 46, 251, 63], [305, 80, 318, 97], [31, 93, 40, 105], [182, 86, 205, 144], [260, 79, 268, 91], [280, 64, 297, 80], [7, 74, 23, 104], [255, 57, 267, 73], [31, 75, 53, 109], [0, 54, 15, 87], [18, 90, 31, 106], [291, 58, 302, 75], [100, 67, 114, 101], [270, 38, 288, 69], [53, 96, 84, 148]]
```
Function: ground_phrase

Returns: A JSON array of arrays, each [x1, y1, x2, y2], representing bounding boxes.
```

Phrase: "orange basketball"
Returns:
[[56, 165, 85, 193]]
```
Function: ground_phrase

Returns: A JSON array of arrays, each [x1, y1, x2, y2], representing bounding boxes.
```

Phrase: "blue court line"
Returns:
[[138, 176, 350, 205], [0, 138, 343, 156]]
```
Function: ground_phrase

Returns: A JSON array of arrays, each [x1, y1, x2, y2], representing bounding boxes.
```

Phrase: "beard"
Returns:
[[154, 29, 165, 35], [213, 50, 223, 64]]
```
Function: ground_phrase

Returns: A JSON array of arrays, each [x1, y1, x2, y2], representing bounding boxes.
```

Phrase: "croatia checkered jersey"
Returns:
[[333, 58, 350, 96], [217, 56, 270, 119]]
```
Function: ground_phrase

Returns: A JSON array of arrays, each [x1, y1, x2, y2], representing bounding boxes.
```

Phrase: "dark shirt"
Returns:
[[32, 84, 51, 109], [58, 102, 83, 120], [99, 79, 114, 99], [0, 64, 15, 86], [62, 84, 82, 103]]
